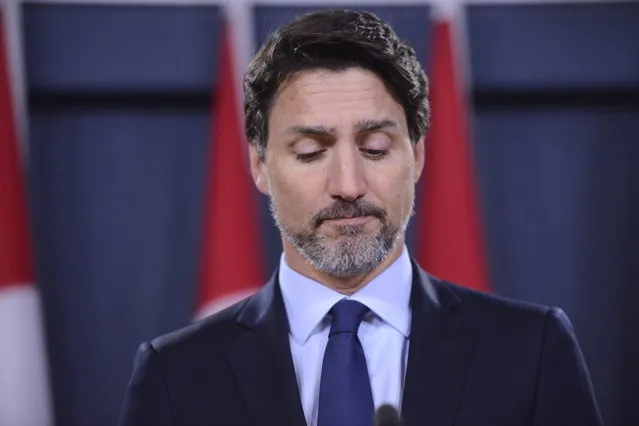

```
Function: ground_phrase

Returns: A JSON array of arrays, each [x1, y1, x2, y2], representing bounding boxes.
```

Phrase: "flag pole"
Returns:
[[1, 0, 28, 159]]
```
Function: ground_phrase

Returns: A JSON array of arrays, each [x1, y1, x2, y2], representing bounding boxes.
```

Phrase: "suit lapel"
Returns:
[[224, 273, 306, 426], [401, 263, 476, 426]]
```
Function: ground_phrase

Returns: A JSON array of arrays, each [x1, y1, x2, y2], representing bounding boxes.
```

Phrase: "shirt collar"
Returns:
[[279, 245, 413, 345]]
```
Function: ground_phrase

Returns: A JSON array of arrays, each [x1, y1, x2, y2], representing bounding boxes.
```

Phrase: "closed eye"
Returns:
[[295, 150, 326, 162], [361, 149, 388, 159]]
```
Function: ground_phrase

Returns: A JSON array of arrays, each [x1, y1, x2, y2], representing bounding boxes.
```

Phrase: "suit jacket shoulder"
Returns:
[[434, 273, 554, 324], [119, 277, 305, 426], [411, 268, 602, 426], [151, 297, 250, 357]]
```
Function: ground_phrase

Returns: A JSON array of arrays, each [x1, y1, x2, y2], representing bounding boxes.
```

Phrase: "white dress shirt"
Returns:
[[279, 245, 413, 426]]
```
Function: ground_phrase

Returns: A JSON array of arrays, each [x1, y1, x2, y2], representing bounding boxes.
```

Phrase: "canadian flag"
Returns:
[[417, 6, 490, 292], [194, 20, 264, 319], [0, 11, 54, 426]]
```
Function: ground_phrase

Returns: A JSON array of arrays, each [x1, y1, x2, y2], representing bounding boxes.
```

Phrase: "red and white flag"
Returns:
[[0, 12, 54, 426], [417, 9, 490, 292], [195, 21, 264, 319]]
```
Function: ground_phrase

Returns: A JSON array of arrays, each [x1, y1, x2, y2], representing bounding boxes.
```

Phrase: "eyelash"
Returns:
[[295, 149, 388, 162], [295, 150, 326, 161], [363, 149, 388, 159]]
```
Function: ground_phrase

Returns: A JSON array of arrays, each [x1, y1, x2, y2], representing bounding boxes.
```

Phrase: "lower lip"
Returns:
[[325, 216, 375, 225]]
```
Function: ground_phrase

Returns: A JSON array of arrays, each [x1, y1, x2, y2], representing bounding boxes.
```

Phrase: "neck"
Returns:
[[282, 237, 406, 295]]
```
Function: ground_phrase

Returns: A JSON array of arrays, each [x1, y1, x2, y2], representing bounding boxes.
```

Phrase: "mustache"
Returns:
[[311, 199, 387, 229]]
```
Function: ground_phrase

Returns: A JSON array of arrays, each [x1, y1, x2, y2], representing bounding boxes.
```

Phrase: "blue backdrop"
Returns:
[[23, 3, 639, 426]]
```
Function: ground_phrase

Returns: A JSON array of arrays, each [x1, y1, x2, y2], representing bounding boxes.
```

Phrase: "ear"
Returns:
[[413, 137, 425, 183], [249, 143, 270, 195]]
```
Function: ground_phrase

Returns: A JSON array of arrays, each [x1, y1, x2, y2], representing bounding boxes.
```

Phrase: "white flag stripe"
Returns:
[[0, 285, 54, 426]]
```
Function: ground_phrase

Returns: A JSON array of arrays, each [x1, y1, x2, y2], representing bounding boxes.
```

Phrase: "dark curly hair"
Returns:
[[243, 9, 430, 159]]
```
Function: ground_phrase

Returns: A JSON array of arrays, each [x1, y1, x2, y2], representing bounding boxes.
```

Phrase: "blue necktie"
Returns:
[[318, 299, 375, 426]]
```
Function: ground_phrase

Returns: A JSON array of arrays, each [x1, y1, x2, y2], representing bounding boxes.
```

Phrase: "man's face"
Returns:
[[250, 67, 424, 277]]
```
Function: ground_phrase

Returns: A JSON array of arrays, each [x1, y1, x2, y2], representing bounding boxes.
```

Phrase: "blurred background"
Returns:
[[1, 1, 638, 426]]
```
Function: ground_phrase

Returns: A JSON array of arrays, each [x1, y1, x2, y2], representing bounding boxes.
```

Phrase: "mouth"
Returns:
[[323, 215, 376, 226]]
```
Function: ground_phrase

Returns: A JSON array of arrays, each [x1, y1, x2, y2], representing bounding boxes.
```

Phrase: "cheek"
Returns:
[[371, 166, 415, 216], [269, 168, 321, 221]]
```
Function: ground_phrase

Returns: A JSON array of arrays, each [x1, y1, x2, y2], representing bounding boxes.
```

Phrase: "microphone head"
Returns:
[[375, 404, 403, 426]]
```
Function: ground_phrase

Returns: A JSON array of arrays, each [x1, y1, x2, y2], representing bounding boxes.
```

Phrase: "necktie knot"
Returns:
[[329, 299, 369, 336]]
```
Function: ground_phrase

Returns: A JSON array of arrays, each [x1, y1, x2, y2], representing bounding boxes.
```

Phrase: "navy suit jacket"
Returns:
[[119, 260, 603, 426]]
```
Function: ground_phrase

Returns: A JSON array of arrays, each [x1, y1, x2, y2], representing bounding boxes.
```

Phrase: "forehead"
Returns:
[[268, 67, 407, 131]]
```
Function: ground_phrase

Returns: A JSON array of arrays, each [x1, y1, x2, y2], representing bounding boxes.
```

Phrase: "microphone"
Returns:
[[375, 404, 403, 426]]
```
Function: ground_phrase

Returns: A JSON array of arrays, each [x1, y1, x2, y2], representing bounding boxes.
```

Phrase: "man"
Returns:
[[119, 10, 602, 426]]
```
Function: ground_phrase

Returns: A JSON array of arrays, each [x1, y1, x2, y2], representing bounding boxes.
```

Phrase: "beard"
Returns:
[[269, 195, 414, 277]]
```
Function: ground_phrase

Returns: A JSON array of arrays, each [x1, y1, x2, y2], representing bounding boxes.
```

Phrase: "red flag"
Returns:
[[0, 12, 54, 425], [195, 22, 264, 318], [0, 18, 31, 290], [417, 19, 490, 292]]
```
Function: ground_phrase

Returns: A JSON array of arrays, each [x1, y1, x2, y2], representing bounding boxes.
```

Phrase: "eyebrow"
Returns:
[[354, 119, 399, 133], [286, 119, 399, 139], [288, 125, 336, 138]]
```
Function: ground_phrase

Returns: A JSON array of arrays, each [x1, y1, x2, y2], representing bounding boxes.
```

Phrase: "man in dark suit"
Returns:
[[119, 10, 603, 426]]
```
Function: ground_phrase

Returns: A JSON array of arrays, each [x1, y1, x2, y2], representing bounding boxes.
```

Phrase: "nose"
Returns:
[[328, 144, 367, 202]]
